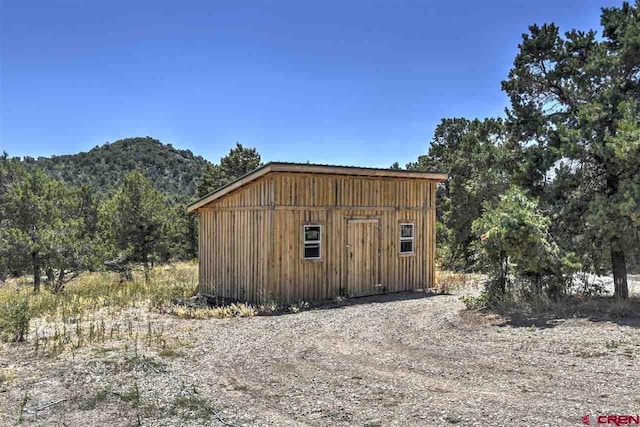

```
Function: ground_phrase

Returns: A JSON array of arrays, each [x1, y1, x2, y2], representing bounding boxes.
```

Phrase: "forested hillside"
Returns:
[[23, 137, 210, 197], [0, 142, 262, 289]]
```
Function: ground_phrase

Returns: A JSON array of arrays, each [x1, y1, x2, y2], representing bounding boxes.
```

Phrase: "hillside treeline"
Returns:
[[0, 143, 261, 292], [407, 1, 640, 302], [22, 137, 211, 197]]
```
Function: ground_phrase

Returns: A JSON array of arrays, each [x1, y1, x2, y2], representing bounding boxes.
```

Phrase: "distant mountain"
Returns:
[[23, 137, 211, 198]]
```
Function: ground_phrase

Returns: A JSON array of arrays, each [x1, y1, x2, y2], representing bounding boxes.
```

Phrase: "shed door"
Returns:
[[346, 219, 381, 297]]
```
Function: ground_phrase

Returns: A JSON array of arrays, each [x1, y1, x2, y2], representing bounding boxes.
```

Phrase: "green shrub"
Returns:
[[0, 292, 31, 342], [472, 187, 580, 304]]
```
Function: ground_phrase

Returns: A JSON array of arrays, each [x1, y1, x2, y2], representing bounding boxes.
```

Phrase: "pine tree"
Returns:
[[501, 2, 640, 298], [197, 164, 227, 197], [197, 143, 262, 197]]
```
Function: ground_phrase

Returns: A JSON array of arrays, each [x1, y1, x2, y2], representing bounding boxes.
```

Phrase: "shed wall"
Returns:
[[198, 208, 270, 300], [270, 207, 435, 302], [197, 172, 437, 303], [272, 172, 433, 208]]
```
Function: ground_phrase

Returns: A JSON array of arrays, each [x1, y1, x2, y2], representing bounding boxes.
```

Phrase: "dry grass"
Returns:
[[0, 262, 198, 324], [456, 274, 640, 322], [493, 294, 640, 322], [0, 262, 201, 361], [170, 302, 257, 319], [0, 367, 16, 386], [0, 262, 252, 359], [434, 270, 483, 294]]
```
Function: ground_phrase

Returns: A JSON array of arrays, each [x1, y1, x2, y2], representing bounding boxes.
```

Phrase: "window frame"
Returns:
[[303, 224, 323, 260], [399, 222, 415, 255]]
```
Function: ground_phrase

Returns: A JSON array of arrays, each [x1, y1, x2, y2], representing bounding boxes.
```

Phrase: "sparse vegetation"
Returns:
[[79, 388, 111, 410], [459, 293, 489, 311], [0, 292, 31, 342], [435, 270, 479, 294], [170, 302, 257, 319], [173, 394, 212, 421], [0, 262, 287, 360], [0, 368, 16, 386], [0, 268, 638, 426], [462, 287, 640, 322], [0, 262, 197, 343]]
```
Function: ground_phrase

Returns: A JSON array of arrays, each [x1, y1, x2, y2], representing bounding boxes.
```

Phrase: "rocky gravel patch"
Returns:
[[1, 291, 639, 426]]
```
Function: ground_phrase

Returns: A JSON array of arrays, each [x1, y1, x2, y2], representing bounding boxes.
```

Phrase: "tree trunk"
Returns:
[[32, 252, 41, 292], [611, 240, 628, 299], [55, 269, 66, 293], [144, 255, 150, 284], [606, 173, 628, 299], [46, 267, 55, 284]]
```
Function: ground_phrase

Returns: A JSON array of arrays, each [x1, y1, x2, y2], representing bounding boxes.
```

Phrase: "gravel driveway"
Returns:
[[2, 291, 640, 426]]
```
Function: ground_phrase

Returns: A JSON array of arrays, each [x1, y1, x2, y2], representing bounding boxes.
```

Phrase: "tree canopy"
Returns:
[[501, 0, 640, 298], [408, 1, 639, 299], [197, 143, 262, 197]]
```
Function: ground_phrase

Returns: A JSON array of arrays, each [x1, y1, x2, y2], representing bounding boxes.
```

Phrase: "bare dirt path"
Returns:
[[1, 292, 639, 426]]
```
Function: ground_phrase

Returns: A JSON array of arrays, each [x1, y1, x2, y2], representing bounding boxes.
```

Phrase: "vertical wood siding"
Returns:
[[198, 209, 270, 301], [197, 172, 438, 303], [210, 175, 273, 208]]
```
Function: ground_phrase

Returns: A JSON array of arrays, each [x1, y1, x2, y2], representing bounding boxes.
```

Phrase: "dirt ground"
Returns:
[[1, 284, 640, 426]]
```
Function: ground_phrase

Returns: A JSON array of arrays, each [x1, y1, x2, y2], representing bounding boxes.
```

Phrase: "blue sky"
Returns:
[[0, 0, 620, 167]]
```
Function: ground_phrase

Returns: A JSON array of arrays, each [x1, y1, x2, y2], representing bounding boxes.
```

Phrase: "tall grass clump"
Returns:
[[0, 262, 198, 328], [0, 291, 31, 342]]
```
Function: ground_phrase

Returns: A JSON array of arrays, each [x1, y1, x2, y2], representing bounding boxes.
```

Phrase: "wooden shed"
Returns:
[[187, 163, 447, 304]]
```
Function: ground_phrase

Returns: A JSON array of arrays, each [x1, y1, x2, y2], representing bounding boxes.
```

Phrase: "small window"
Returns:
[[400, 223, 414, 254], [303, 225, 322, 259]]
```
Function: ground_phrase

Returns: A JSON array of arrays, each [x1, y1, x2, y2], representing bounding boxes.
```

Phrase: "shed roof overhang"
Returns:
[[187, 162, 448, 213]]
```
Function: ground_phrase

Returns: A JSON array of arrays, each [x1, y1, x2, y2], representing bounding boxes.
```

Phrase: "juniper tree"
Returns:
[[0, 168, 83, 291], [472, 187, 580, 301], [99, 171, 174, 270]]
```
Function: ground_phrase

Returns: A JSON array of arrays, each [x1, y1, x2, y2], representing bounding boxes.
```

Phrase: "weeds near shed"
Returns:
[[231, 303, 257, 317], [288, 301, 310, 313], [257, 290, 282, 313], [31, 310, 181, 358], [436, 271, 476, 294], [170, 302, 256, 319]]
